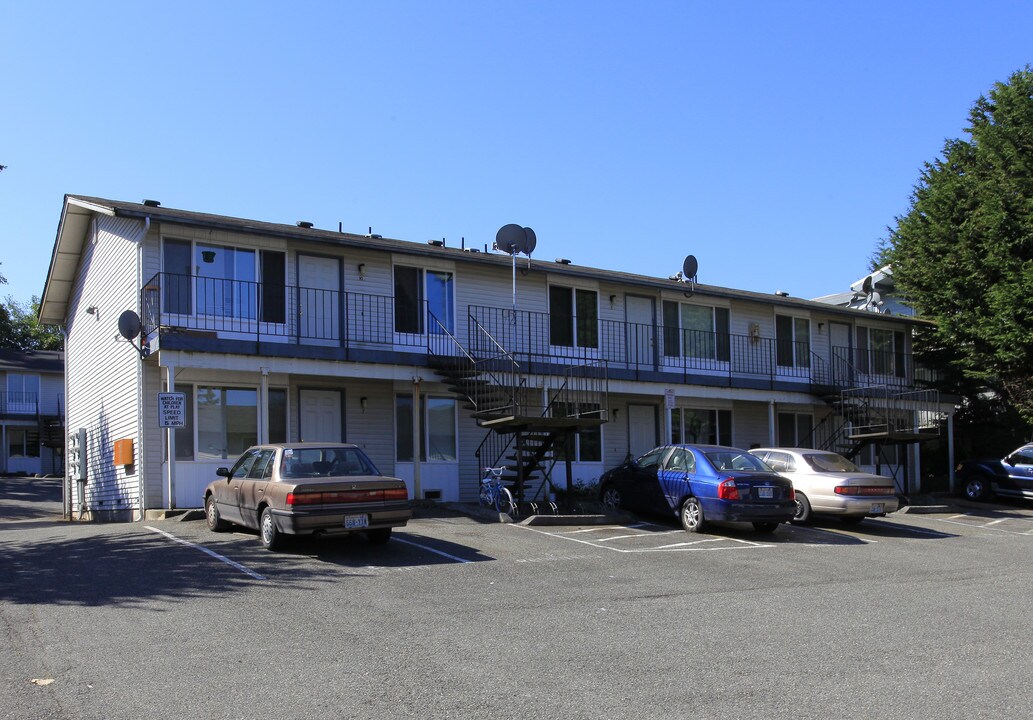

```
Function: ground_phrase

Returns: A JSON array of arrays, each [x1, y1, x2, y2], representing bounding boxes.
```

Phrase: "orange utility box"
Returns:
[[113, 438, 135, 466]]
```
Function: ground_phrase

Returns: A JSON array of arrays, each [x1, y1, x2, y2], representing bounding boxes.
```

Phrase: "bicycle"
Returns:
[[479, 467, 517, 515]]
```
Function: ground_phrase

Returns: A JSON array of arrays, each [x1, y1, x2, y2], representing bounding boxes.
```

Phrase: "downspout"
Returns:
[[61, 326, 69, 520], [260, 367, 269, 443], [768, 400, 777, 446], [412, 376, 422, 500], [137, 216, 149, 517]]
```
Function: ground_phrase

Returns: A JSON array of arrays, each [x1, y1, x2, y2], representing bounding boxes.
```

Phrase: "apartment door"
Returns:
[[628, 404, 659, 459], [829, 322, 853, 386], [625, 296, 656, 370], [299, 389, 343, 442], [297, 255, 340, 344]]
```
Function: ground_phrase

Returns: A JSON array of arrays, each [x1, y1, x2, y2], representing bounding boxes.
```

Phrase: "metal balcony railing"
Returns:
[[0, 391, 40, 415], [140, 273, 930, 392]]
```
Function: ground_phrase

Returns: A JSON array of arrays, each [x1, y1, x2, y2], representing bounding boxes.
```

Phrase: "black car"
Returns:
[[598, 444, 797, 534], [956, 443, 1033, 501]]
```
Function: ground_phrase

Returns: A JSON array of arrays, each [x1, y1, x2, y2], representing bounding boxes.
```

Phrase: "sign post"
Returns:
[[159, 388, 185, 509]]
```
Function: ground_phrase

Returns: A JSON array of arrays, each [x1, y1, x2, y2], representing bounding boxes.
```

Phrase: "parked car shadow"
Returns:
[[620, 512, 872, 546], [221, 526, 493, 568], [794, 517, 958, 540]]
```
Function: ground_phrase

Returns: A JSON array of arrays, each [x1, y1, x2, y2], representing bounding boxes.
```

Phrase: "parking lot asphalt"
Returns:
[[3, 477, 1033, 720]]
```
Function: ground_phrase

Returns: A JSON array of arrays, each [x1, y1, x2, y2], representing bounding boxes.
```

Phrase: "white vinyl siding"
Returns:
[[65, 215, 146, 516]]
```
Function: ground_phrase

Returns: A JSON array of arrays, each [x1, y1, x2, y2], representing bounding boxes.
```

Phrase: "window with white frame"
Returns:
[[6, 374, 40, 414], [173, 385, 287, 461], [549, 285, 598, 349], [856, 326, 906, 377], [550, 401, 602, 462], [7, 428, 40, 458], [395, 395, 457, 461], [777, 412, 813, 447], [776, 315, 811, 368], [394, 266, 454, 335], [162, 239, 285, 323], [661, 302, 730, 360], [671, 408, 732, 445]]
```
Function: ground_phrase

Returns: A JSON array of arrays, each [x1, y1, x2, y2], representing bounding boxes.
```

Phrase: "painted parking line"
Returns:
[[932, 514, 1033, 536], [145, 526, 267, 580], [513, 523, 774, 553], [391, 534, 473, 563]]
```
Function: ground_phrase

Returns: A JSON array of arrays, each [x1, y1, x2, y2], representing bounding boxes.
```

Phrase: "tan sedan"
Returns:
[[749, 448, 899, 525], [203, 443, 412, 550]]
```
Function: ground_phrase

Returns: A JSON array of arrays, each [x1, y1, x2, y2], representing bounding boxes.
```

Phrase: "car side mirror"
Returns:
[[216, 467, 231, 477], [1004, 455, 1017, 466]]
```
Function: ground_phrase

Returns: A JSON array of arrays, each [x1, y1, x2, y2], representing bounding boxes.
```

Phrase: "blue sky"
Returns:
[[3, 1, 1032, 307]]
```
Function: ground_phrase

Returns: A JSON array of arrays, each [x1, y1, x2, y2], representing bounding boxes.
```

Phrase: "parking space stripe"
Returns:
[[513, 524, 774, 553], [144, 526, 267, 580], [596, 530, 682, 542], [391, 534, 472, 563]]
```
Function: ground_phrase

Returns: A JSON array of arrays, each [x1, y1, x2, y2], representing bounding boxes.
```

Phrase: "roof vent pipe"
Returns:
[[297, 221, 314, 229], [143, 199, 161, 207]]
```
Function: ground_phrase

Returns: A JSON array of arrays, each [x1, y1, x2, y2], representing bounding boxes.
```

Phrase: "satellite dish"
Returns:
[[523, 227, 537, 255], [862, 276, 873, 294], [682, 255, 698, 280], [118, 310, 142, 340], [869, 291, 882, 306], [496, 224, 526, 255]]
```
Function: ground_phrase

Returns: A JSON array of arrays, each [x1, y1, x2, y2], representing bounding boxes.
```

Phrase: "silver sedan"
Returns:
[[749, 448, 900, 525]]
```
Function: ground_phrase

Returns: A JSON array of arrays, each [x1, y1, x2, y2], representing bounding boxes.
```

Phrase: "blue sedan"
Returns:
[[598, 444, 797, 533]]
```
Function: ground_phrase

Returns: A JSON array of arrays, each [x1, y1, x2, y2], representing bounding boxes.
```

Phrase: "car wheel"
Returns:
[[600, 484, 622, 511], [259, 507, 284, 551], [793, 492, 812, 523], [680, 497, 705, 534], [366, 528, 392, 545], [752, 521, 779, 533], [963, 475, 990, 501], [840, 515, 865, 526], [205, 495, 229, 532]]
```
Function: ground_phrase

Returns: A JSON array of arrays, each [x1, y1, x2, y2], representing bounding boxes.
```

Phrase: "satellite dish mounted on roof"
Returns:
[[496, 224, 539, 316], [679, 254, 699, 297]]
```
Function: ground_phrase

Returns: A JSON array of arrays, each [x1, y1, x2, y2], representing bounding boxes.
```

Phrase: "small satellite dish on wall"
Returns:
[[118, 310, 142, 340], [118, 310, 150, 359]]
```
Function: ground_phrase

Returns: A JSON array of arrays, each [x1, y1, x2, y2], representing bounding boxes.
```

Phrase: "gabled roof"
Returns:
[[39, 195, 930, 328]]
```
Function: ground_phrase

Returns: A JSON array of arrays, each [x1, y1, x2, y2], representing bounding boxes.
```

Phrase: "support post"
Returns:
[[165, 362, 176, 510], [412, 376, 422, 500]]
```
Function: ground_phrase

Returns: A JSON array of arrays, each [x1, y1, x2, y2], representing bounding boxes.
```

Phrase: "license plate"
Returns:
[[345, 514, 369, 529], [870, 503, 884, 514], [758, 487, 773, 499]]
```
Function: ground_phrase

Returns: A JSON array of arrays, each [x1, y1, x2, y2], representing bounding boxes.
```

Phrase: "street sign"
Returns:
[[664, 389, 676, 409], [158, 392, 186, 428]]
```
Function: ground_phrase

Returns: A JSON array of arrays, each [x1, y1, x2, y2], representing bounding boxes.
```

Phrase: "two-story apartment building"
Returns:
[[39, 196, 953, 521], [0, 349, 64, 477]]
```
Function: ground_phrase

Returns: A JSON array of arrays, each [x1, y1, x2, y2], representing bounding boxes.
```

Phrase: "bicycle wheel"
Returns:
[[478, 483, 493, 508], [494, 486, 515, 515]]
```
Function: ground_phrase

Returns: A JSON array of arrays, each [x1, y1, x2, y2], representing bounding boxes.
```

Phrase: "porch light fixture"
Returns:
[[360, 396, 368, 412], [609, 294, 616, 308], [86, 306, 98, 315], [201, 250, 216, 264], [358, 263, 366, 280]]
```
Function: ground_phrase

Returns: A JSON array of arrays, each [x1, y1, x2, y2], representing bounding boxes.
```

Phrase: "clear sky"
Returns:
[[2, 0, 1031, 308]]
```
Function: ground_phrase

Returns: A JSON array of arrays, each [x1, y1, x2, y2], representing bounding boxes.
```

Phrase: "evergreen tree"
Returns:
[[884, 67, 1033, 423]]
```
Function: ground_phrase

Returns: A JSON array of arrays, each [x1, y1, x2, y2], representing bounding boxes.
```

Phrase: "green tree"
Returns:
[[0, 296, 64, 351], [883, 67, 1033, 424]]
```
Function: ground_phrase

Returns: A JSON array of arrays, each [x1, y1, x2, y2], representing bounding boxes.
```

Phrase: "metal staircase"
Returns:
[[427, 313, 608, 508]]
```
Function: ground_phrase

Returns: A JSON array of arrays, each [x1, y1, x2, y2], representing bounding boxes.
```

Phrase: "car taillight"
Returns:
[[787, 485, 795, 501], [383, 487, 409, 501], [718, 478, 740, 501], [286, 492, 322, 506], [835, 486, 892, 496]]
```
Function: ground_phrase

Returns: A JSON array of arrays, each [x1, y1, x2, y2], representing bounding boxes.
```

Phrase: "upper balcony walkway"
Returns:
[[142, 272, 932, 395]]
